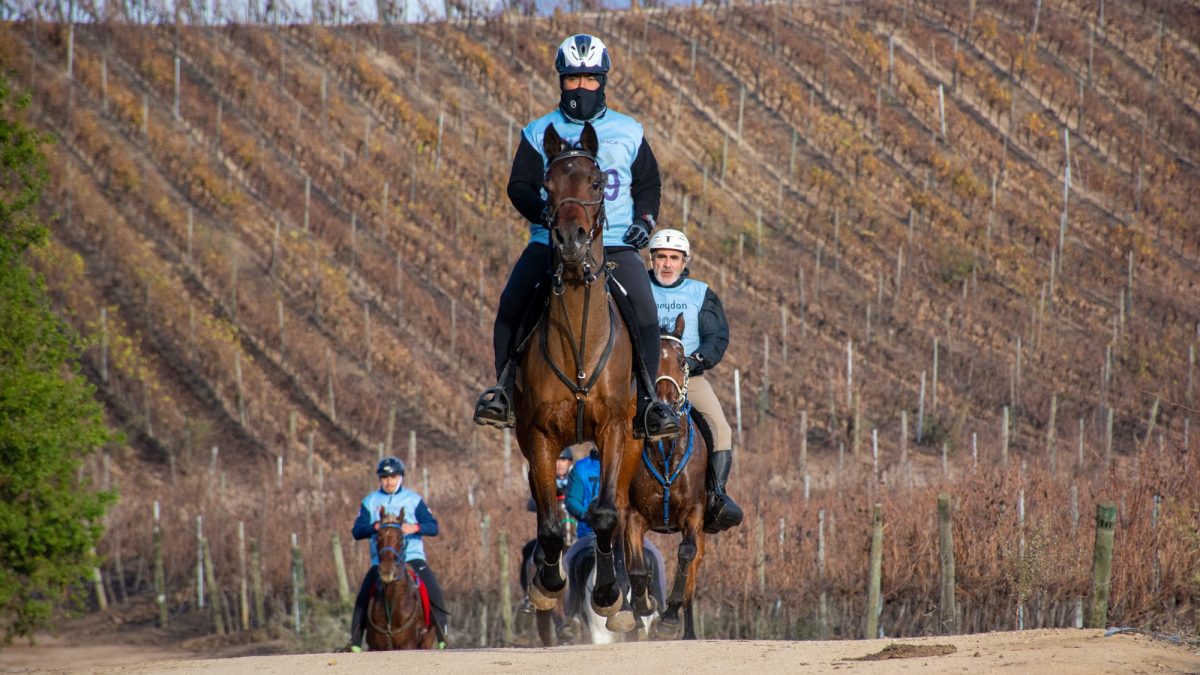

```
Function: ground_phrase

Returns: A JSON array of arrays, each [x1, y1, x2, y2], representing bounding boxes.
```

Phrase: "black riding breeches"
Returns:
[[407, 559, 449, 631], [492, 243, 659, 384], [605, 248, 661, 385], [493, 243, 553, 378]]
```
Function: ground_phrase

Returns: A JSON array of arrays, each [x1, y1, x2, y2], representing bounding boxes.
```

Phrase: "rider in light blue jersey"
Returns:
[[648, 229, 743, 534], [346, 457, 448, 651], [473, 34, 680, 444]]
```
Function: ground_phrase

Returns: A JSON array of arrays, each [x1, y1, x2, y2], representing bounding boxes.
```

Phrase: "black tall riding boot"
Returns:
[[703, 450, 744, 534], [348, 601, 366, 650], [634, 372, 681, 442]]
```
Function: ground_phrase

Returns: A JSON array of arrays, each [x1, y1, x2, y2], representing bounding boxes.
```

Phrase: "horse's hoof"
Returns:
[[653, 616, 682, 640], [590, 587, 622, 617], [529, 576, 565, 611], [634, 594, 659, 617], [605, 609, 637, 633]]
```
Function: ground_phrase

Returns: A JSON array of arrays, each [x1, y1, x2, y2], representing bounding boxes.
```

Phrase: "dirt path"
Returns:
[[2, 629, 1196, 674]]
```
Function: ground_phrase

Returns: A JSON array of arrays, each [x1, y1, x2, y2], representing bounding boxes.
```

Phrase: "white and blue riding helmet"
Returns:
[[649, 228, 691, 261]]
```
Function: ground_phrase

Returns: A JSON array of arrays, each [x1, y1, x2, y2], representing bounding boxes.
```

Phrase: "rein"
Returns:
[[655, 335, 691, 412], [542, 147, 617, 445], [641, 401, 696, 528]]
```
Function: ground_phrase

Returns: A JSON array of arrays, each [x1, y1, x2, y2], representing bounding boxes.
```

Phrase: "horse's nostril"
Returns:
[[576, 227, 586, 239]]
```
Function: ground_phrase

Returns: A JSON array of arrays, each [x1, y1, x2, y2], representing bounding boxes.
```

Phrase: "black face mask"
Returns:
[[559, 86, 606, 121]]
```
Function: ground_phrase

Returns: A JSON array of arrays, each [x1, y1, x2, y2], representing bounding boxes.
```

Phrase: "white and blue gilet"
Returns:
[[652, 277, 709, 356], [359, 487, 427, 565], [522, 109, 643, 249]]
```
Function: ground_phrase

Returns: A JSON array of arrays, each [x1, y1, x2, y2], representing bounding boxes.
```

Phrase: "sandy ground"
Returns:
[[2, 629, 1197, 674]]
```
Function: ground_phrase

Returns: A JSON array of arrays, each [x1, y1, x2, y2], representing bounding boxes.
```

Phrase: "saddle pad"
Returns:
[[410, 568, 432, 628]]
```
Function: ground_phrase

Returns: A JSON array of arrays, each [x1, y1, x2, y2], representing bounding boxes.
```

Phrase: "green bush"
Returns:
[[0, 73, 115, 644]]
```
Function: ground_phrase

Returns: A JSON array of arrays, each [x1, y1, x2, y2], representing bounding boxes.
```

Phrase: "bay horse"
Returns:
[[625, 314, 708, 639], [519, 122, 639, 630], [366, 508, 437, 650]]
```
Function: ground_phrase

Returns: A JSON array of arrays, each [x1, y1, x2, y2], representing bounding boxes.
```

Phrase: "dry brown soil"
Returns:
[[2, 626, 1198, 674]]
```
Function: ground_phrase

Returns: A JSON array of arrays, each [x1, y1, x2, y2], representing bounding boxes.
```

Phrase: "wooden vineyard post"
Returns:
[[153, 501, 167, 626], [817, 509, 828, 638], [865, 503, 883, 639], [238, 521, 250, 631], [1086, 503, 1117, 628], [202, 536, 225, 635], [332, 533, 351, 608], [250, 539, 265, 628], [938, 494, 957, 633], [499, 531, 513, 645], [291, 532, 305, 635]]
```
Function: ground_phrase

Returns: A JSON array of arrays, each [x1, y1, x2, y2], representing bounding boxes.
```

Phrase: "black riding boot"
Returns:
[[634, 376, 681, 442], [347, 566, 378, 651], [703, 450, 744, 534]]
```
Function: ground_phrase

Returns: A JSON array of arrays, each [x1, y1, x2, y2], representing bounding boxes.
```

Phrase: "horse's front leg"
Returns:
[[625, 512, 655, 617], [589, 422, 631, 618], [682, 525, 706, 640], [524, 432, 567, 610]]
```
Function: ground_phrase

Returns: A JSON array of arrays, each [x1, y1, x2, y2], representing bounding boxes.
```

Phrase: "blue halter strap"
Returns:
[[377, 522, 407, 562], [641, 401, 696, 528]]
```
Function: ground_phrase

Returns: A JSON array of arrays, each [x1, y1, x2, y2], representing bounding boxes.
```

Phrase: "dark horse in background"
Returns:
[[625, 315, 709, 639], [519, 122, 640, 631], [365, 508, 437, 650]]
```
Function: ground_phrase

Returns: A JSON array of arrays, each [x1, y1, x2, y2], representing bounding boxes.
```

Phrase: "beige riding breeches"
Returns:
[[687, 374, 733, 452]]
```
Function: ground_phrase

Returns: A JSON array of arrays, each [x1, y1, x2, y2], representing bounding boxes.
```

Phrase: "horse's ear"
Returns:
[[543, 124, 564, 158], [580, 122, 599, 156], [378, 505, 385, 518], [673, 313, 685, 338]]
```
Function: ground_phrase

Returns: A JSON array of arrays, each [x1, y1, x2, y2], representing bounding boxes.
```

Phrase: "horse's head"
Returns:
[[543, 122, 605, 267], [377, 506, 408, 583], [656, 313, 689, 413]]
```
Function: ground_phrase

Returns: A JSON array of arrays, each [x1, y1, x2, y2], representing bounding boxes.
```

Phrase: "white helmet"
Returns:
[[555, 35, 612, 76], [648, 228, 691, 260]]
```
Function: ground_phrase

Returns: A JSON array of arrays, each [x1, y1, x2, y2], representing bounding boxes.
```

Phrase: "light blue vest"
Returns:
[[652, 278, 709, 355], [522, 109, 643, 248], [360, 488, 427, 564]]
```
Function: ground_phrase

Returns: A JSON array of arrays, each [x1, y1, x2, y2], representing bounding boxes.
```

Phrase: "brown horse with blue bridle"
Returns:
[[625, 314, 709, 639], [519, 122, 641, 631], [366, 508, 438, 650]]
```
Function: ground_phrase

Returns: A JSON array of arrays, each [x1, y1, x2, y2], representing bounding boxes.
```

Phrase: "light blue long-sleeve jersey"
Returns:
[[522, 109, 643, 248], [351, 487, 438, 565], [651, 277, 710, 356]]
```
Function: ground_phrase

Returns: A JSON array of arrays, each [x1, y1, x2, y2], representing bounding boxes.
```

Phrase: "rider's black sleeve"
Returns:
[[507, 135, 548, 225], [694, 288, 730, 372], [414, 500, 439, 537], [630, 138, 661, 221]]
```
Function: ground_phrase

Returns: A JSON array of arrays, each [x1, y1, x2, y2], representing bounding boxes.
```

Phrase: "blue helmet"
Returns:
[[376, 456, 405, 477], [555, 35, 611, 77]]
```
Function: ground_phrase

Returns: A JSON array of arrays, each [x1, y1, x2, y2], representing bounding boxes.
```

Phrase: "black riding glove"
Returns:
[[686, 354, 704, 374], [622, 215, 654, 249]]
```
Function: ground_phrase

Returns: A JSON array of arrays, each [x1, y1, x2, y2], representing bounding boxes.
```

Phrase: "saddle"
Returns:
[[512, 275, 638, 360]]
